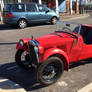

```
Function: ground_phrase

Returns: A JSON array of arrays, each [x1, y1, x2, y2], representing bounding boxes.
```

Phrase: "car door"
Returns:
[[68, 36, 83, 62], [26, 4, 39, 23], [37, 5, 51, 22], [80, 44, 92, 60]]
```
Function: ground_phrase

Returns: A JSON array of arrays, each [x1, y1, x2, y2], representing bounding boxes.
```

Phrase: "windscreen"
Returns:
[[55, 21, 81, 37]]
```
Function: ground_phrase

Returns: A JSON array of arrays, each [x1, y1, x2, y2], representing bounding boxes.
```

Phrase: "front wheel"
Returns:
[[37, 57, 64, 86], [51, 17, 57, 25], [15, 49, 32, 70]]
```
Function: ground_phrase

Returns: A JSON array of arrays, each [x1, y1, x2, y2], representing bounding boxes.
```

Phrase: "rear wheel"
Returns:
[[18, 19, 27, 29], [37, 57, 64, 86]]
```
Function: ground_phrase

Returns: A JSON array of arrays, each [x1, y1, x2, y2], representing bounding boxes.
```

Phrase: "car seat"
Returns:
[[86, 30, 92, 45], [80, 27, 87, 43]]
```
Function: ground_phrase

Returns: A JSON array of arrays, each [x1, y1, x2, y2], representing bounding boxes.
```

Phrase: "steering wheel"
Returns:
[[62, 27, 72, 32]]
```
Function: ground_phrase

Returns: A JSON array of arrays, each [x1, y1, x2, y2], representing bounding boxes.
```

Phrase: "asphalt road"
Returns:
[[0, 16, 92, 92]]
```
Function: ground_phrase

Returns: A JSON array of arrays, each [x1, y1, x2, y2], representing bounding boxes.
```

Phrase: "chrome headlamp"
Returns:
[[29, 40, 39, 53], [34, 46, 39, 53], [29, 40, 36, 46], [20, 40, 24, 47]]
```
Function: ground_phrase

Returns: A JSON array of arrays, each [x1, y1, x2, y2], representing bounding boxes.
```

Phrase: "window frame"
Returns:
[[11, 4, 25, 12], [38, 5, 49, 12], [26, 4, 37, 12]]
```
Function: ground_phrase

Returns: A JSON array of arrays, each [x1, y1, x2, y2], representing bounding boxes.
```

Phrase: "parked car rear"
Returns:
[[3, 3, 60, 29]]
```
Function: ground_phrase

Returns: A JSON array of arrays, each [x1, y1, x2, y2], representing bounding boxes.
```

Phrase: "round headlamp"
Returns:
[[34, 46, 39, 53], [29, 40, 39, 53], [20, 40, 24, 47]]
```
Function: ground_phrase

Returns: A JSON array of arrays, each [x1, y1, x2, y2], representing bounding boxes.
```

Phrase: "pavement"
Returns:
[[78, 83, 92, 92], [0, 14, 92, 92], [0, 77, 26, 92], [61, 14, 89, 20], [0, 77, 92, 92]]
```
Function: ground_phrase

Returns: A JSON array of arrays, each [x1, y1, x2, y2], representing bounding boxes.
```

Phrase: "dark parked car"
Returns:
[[3, 3, 60, 29]]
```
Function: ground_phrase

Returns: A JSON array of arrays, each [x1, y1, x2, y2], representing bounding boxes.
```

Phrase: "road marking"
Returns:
[[0, 78, 8, 82], [57, 81, 68, 87], [78, 82, 92, 92], [15, 89, 27, 92], [7, 65, 18, 70]]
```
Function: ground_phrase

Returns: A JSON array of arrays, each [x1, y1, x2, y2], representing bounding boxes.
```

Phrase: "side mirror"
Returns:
[[46, 10, 50, 13]]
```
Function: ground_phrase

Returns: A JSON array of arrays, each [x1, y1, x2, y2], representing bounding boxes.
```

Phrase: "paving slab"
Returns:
[[78, 83, 92, 92]]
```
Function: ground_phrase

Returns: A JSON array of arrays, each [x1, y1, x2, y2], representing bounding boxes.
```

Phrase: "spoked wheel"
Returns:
[[15, 49, 32, 70], [37, 57, 64, 86], [18, 19, 27, 29], [51, 17, 57, 25]]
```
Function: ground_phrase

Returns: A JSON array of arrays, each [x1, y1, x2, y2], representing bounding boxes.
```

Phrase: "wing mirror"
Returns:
[[46, 10, 50, 13]]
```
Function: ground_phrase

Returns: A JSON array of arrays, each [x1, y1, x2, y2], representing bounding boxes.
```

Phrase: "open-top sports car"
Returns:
[[15, 21, 92, 86]]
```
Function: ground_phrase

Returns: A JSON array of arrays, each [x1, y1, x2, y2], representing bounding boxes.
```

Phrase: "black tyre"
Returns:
[[18, 19, 27, 29], [37, 57, 64, 86], [51, 17, 57, 25], [15, 49, 32, 70]]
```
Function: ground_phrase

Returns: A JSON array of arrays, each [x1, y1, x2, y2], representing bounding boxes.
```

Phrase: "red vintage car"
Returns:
[[15, 21, 92, 86]]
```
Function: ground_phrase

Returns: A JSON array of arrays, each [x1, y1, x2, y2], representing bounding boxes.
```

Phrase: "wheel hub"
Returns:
[[19, 20, 27, 28], [52, 18, 57, 24], [42, 65, 56, 80], [25, 54, 30, 61]]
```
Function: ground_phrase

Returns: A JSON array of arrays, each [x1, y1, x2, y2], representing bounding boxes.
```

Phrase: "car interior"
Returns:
[[80, 25, 92, 45]]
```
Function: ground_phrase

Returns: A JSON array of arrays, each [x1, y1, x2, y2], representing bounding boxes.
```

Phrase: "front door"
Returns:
[[68, 36, 83, 62], [37, 5, 50, 22]]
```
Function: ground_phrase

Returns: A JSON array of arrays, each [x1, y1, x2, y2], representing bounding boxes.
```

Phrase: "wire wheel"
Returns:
[[15, 50, 32, 69], [37, 57, 64, 86]]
